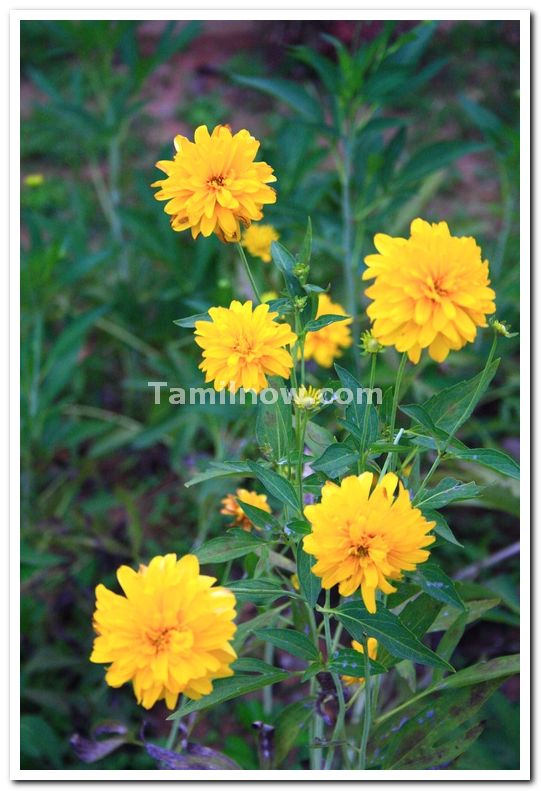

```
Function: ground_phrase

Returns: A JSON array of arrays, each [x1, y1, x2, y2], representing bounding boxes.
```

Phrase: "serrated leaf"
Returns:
[[297, 542, 321, 607], [311, 443, 358, 478], [235, 499, 281, 533], [226, 578, 289, 604], [231, 75, 323, 123], [184, 461, 253, 488], [415, 477, 482, 509], [449, 447, 520, 480], [195, 531, 265, 564], [305, 314, 351, 333], [170, 664, 288, 719], [413, 562, 466, 610], [423, 510, 463, 547], [395, 141, 487, 186], [173, 311, 210, 328], [429, 598, 500, 632], [332, 601, 452, 671], [328, 648, 388, 677], [273, 700, 313, 767], [254, 628, 319, 661], [422, 359, 500, 433], [247, 462, 300, 515]]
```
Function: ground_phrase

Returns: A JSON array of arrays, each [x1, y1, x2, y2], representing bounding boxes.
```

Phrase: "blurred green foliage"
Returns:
[[20, 19, 519, 770]]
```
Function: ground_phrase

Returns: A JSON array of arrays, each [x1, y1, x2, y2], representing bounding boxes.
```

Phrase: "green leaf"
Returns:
[[247, 462, 300, 515], [400, 403, 448, 442], [270, 241, 304, 298], [304, 421, 335, 456], [332, 601, 452, 671], [184, 461, 253, 488], [256, 378, 293, 463], [429, 598, 500, 632], [448, 447, 520, 480], [304, 314, 350, 333], [395, 141, 487, 186], [235, 499, 281, 533], [311, 443, 358, 478], [254, 628, 319, 661], [226, 578, 289, 604], [173, 311, 210, 328], [195, 530, 265, 564], [231, 75, 322, 123], [284, 519, 311, 539], [334, 363, 363, 426], [415, 477, 482, 509], [434, 611, 468, 674], [298, 216, 313, 266], [422, 510, 463, 547], [413, 562, 466, 610], [328, 648, 388, 677], [422, 359, 500, 433], [170, 663, 288, 719], [296, 542, 321, 608], [273, 700, 313, 767]]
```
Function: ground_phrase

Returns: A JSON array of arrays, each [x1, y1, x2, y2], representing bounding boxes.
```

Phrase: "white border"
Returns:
[[11, 7, 530, 784]]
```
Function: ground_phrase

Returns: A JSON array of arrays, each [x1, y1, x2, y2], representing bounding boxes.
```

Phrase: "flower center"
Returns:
[[208, 175, 225, 190], [147, 627, 172, 653], [145, 626, 194, 654], [424, 275, 449, 301]]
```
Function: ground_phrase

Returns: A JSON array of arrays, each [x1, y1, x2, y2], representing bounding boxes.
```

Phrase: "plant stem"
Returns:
[[388, 352, 407, 448], [166, 719, 179, 751], [360, 352, 378, 467], [414, 334, 498, 503], [296, 409, 307, 507], [236, 242, 262, 303], [358, 635, 372, 770], [322, 591, 349, 770], [339, 128, 361, 375]]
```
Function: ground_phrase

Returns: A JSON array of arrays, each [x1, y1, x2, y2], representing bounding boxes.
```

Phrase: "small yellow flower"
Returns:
[[363, 218, 496, 364], [304, 294, 352, 368], [241, 223, 280, 262], [343, 638, 379, 686], [194, 300, 297, 393], [152, 125, 276, 242], [293, 384, 323, 411], [221, 488, 271, 531], [90, 554, 237, 710], [303, 473, 435, 613], [24, 173, 45, 187]]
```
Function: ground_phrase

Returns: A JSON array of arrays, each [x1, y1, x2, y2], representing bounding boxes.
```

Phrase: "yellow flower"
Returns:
[[152, 125, 277, 242], [194, 300, 297, 393], [291, 573, 300, 591], [221, 488, 271, 531], [303, 473, 435, 613], [363, 218, 496, 364], [90, 554, 237, 710], [242, 223, 280, 262], [293, 384, 323, 411], [304, 294, 352, 368], [343, 638, 379, 686]]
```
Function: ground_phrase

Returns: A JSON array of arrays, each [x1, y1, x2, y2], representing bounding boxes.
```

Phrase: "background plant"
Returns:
[[20, 19, 520, 770]]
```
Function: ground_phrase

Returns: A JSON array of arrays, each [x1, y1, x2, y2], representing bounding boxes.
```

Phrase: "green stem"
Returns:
[[236, 242, 262, 303], [322, 592, 349, 770], [414, 334, 498, 503], [388, 353, 408, 448], [339, 128, 361, 375], [360, 352, 378, 467], [306, 602, 323, 770], [296, 409, 307, 508], [358, 636, 372, 770], [166, 719, 179, 751]]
